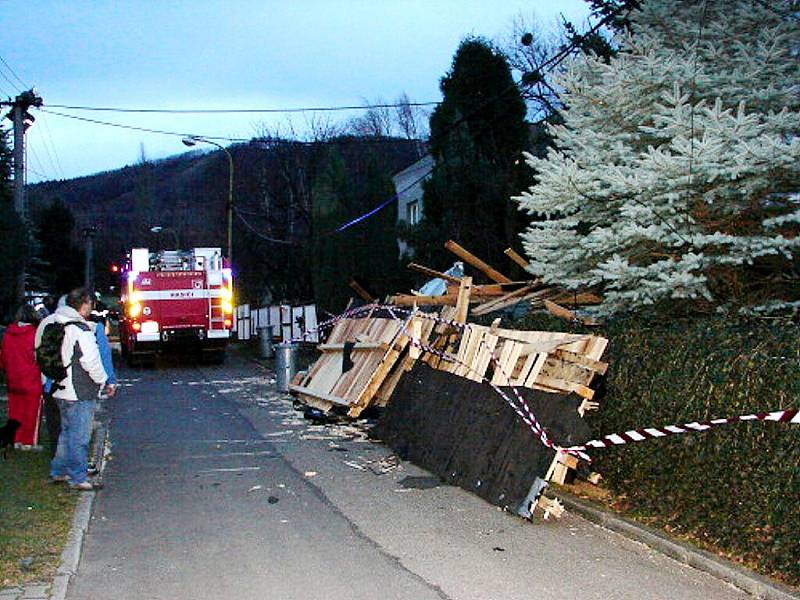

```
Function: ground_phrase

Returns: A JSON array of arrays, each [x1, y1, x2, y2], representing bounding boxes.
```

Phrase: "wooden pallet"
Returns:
[[433, 323, 608, 399], [290, 311, 434, 417]]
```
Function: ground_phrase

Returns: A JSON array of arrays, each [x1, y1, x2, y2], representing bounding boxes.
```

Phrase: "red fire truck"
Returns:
[[119, 247, 234, 365]]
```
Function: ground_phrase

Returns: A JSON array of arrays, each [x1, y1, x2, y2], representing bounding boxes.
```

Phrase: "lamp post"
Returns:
[[182, 136, 234, 266]]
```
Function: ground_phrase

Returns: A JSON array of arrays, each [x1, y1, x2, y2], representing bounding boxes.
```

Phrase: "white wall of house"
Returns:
[[393, 154, 433, 257]]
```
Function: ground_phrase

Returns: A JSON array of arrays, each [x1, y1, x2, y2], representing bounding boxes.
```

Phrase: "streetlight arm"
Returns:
[[181, 137, 234, 264]]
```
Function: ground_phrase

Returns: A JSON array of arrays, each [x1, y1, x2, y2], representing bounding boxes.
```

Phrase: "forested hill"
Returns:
[[26, 136, 422, 303]]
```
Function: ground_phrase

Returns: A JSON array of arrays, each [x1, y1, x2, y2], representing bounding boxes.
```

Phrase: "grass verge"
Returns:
[[0, 396, 78, 587]]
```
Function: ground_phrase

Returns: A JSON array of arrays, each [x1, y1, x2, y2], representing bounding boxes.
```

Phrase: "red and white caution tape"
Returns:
[[564, 409, 800, 454]]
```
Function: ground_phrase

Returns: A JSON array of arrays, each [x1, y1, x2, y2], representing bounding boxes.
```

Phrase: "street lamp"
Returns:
[[182, 136, 234, 266]]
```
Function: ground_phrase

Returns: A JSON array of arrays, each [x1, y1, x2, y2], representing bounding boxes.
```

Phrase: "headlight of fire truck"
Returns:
[[128, 302, 142, 318], [222, 301, 234, 314], [126, 291, 143, 318]]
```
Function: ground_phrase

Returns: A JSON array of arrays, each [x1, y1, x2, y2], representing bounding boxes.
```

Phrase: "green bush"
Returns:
[[513, 312, 800, 584]]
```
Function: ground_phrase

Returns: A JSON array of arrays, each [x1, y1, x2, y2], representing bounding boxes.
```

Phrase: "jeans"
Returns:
[[51, 399, 96, 484]]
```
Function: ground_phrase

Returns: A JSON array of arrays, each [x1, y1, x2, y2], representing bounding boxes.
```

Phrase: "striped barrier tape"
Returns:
[[564, 409, 800, 454]]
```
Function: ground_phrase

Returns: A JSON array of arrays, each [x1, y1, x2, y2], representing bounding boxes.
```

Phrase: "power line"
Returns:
[[40, 108, 250, 141], [39, 112, 66, 179], [45, 100, 440, 114], [0, 54, 28, 89], [41, 107, 429, 148], [0, 68, 21, 93]]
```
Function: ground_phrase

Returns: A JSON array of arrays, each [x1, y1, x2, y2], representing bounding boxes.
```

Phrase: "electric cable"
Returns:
[[44, 100, 440, 114], [0, 54, 28, 89]]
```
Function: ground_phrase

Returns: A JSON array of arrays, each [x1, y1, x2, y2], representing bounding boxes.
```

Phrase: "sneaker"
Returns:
[[87, 463, 99, 476], [69, 481, 103, 491], [50, 475, 69, 484]]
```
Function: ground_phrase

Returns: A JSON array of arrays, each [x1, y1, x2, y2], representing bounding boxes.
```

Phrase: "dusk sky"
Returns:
[[1, 1, 590, 183]]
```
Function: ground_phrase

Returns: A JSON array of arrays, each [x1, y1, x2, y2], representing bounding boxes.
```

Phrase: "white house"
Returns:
[[393, 154, 433, 257]]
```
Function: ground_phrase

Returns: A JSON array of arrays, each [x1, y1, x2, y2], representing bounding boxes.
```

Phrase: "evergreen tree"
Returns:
[[311, 149, 353, 313], [407, 38, 529, 270], [516, 0, 800, 315], [311, 149, 404, 313], [0, 128, 28, 319], [32, 198, 84, 294]]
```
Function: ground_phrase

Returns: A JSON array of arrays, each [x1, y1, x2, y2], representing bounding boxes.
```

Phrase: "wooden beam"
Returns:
[[445, 282, 532, 299], [317, 342, 387, 352], [470, 282, 539, 316], [543, 300, 599, 326], [553, 349, 608, 375], [407, 262, 462, 285], [546, 291, 603, 306], [390, 294, 458, 306], [504, 248, 531, 270], [453, 276, 472, 324], [348, 278, 376, 303], [289, 384, 351, 407], [444, 240, 512, 284]]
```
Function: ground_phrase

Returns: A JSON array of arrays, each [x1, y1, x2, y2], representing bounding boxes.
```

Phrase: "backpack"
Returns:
[[36, 321, 90, 382]]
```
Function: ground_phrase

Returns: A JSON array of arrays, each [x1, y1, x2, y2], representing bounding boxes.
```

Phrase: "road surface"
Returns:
[[68, 351, 749, 600]]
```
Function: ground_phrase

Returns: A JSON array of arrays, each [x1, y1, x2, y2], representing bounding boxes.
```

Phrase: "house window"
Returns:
[[407, 200, 420, 225]]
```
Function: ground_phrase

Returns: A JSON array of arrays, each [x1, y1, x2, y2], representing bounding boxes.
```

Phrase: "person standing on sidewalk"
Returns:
[[40, 288, 115, 490], [0, 305, 44, 449], [38, 295, 117, 461]]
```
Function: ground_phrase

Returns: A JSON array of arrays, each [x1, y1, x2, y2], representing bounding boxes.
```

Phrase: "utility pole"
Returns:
[[2, 89, 43, 302], [83, 226, 97, 292]]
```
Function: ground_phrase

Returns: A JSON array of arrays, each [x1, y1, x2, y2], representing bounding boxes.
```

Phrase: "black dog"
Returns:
[[0, 418, 21, 458]]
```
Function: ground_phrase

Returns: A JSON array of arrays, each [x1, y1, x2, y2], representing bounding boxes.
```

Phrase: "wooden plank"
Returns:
[[492, 341, 522, 385], [523, 352, 549, 388], [453, 276, 473, 324], [349, 340, 408, 417], [348, 279, 376, 302], [295, 394, 335, 414], [504, 247, 531, 269], [544, 299, 598, 326], [540, 357, 595, 388], [317, 342, 387, 352], [372, 361, 407, 407], [553, 349, 608, 375], [512, 352, 539, 386], [407, 262, 462, 285], [444, 240, 512, 284], [409, 318, 423, 360], [289, 384, 350, 407], [471, 283, 539, 316], [456, 327, 484, 378], [545, 291, 603, 306], [469, 331, 499, 382], [305, 356, 343, 395], [390, 294, 458, 306], [533, 376, 595, 399]]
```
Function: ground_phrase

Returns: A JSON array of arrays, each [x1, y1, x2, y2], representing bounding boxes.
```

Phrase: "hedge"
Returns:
[[516, 313, 800, 585]]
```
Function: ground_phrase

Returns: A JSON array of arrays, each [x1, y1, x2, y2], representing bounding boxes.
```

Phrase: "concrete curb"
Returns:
[[48, 420, 109, 600], [551, 489, 800, 600], [49, 492, 94, 600]]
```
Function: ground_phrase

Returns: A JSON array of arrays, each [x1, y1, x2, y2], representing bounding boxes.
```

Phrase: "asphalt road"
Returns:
[[67, 351, 750, 600]]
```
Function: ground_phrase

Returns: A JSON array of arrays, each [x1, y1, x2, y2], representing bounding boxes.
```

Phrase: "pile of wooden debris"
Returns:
[[290, 241, 609, 503]]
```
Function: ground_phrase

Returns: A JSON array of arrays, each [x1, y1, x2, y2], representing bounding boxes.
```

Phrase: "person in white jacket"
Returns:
[[38, 288, 115, 490]]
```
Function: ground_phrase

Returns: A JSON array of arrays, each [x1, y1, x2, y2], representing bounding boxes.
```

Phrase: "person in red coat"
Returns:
[[0, 305, 43, 448]]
